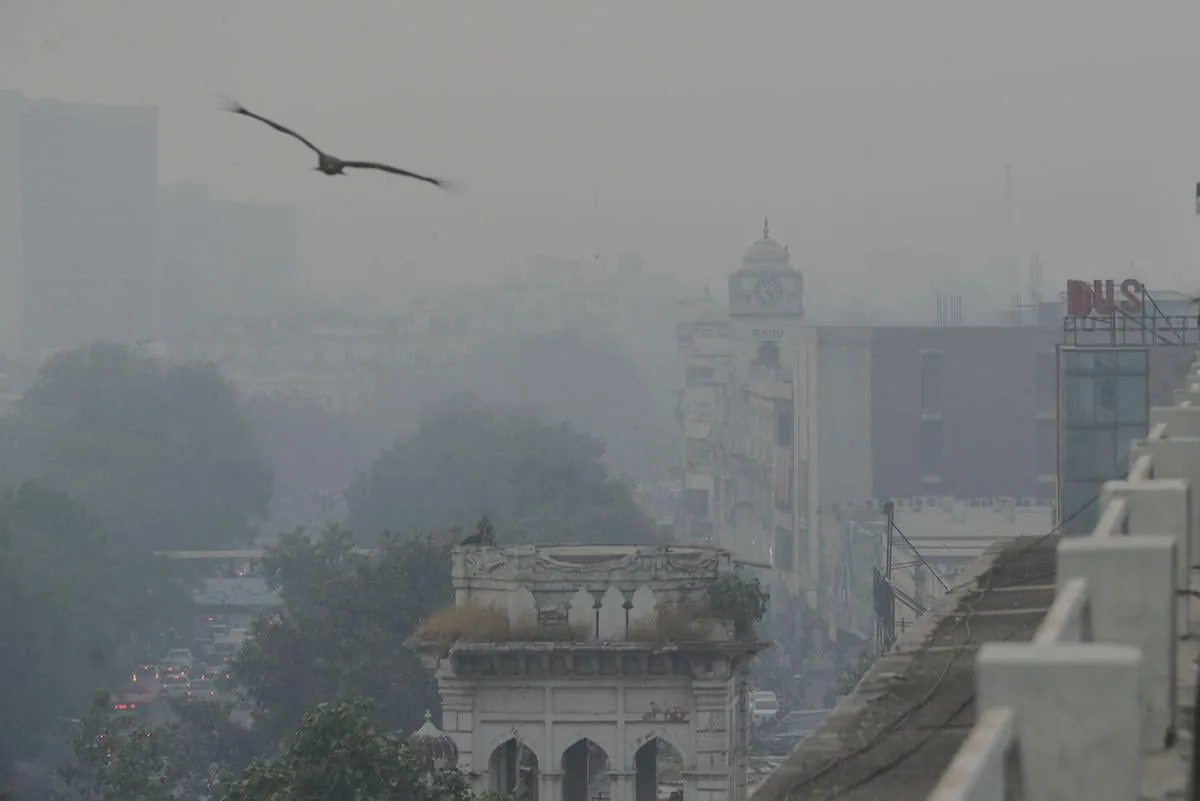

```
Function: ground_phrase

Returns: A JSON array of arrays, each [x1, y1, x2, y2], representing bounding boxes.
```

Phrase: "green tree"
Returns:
[[55, 690, 263, 801], [345, 394, 656, 546], [0, 482, 191, 782], [242, 391, 361, 530], [225, 699, 484, 801], [465, 329, 677, 484], [232, 528, 452, 743], [0, 342, 272, 552]]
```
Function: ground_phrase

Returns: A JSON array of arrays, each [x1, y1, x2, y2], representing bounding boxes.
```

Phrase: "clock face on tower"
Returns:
[[754, 276, 786, 306]]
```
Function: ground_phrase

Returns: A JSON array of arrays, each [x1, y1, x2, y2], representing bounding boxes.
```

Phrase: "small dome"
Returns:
[[407, 710, 459, 771], [740, 218, 795, 275]]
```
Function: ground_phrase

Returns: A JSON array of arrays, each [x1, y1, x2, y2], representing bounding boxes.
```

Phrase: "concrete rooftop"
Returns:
[[750, 534, 1059, 801]]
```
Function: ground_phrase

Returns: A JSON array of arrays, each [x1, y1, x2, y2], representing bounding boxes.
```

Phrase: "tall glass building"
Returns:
[[1057, 347, 1149, 534]]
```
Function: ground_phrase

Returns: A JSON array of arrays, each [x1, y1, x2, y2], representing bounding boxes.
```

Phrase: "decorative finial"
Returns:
[[424, 709, 433, 723], [763, 217, 770, 239]]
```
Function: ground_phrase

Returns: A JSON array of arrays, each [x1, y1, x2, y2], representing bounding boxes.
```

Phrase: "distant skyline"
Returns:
[[4, 1, 1200, 296]]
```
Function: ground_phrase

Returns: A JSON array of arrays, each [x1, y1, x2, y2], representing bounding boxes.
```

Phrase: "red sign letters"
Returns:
[[1065, 279, 1143, 317]]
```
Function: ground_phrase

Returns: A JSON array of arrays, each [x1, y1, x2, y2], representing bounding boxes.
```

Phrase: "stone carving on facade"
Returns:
[[462, 550, 508, 574], [529, 551, 640, 576]]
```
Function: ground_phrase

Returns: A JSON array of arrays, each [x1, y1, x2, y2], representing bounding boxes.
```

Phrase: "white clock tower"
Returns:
[[728, 219, 805, 360]]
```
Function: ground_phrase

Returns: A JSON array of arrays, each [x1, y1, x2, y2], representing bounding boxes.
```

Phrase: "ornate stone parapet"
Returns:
[[446, 545, 753, 644]]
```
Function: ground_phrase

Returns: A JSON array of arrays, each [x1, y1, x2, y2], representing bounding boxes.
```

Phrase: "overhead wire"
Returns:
[[889, 520, 949, 591], [782, 494, 1099, 800], [820, 495, 1101, 800]]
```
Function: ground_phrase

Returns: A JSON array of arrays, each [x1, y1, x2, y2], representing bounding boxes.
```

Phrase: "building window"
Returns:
[[775, 400, 794, 447], [920, 350, 944, 413], [920, 419, 943, 476], [774, 526, 794, 573], [683, 489, 709, 518], [1035, 418, 1056, 476], [1035, 350, 1056, 413], [686, 365, 715, 386]]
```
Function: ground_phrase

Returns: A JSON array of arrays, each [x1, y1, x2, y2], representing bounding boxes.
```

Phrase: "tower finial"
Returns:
[[424, 709, 433, 723], [763, 217, 770, 239]]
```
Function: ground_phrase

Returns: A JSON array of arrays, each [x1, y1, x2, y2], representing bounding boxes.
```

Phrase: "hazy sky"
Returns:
[[4, 1, 1200, 295]]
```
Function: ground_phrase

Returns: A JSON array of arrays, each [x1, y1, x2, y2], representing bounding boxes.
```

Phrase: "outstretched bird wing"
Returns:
[[340, 160, 462, 192], [220, 97, 325, 157]]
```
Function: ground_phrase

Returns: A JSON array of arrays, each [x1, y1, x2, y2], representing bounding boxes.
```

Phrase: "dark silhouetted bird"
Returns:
[[220, 97, 461, 192], [461, 516, 497, 547]]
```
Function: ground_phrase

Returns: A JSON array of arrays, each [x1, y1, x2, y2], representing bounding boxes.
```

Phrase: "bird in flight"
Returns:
[[220, 97, 461, 192]]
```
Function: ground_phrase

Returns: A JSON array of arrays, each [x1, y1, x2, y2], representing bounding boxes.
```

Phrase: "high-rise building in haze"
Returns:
[[206, 199, 298, 318], [19, 95, 158, 355], [156, 182, 214, 351], [158, 185, 299, 348], [0, 91, 22, 357]]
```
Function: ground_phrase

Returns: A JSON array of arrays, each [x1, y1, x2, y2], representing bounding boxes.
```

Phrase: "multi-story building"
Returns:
[[0, 91, 21, 358], [675, 221, 1067, 650], [156, 182, 214, 350], [157, 183, 300, 351], [206, 199, 298, 318], [19, 94, 158, 355]]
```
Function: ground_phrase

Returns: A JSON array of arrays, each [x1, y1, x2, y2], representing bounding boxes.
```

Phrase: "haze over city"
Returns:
[[5, 3, 1200, 800], [6, 1, 1200, 293]]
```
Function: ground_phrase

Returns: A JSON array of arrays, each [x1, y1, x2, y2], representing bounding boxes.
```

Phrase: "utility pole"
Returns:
[[873, 501, 897, 652], [1005, 165, 1016, 311], [884, 500, 896, 646]]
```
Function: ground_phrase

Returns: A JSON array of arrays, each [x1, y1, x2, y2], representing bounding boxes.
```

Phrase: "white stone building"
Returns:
[[416, 545, 767, 801]]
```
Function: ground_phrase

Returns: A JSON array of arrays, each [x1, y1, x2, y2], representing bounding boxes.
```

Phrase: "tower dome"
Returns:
[[407, 710, 459, 771], [739, 218, 795, 275]]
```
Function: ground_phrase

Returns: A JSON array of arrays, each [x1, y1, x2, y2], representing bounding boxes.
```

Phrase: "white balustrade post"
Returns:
[[927, 708, 1015, 801], [1149, 404, 1200, 437], [1130, 437, 1200, 567], [1174, 382, 1200, 405], [1056, 535, 1176, 749], [976, 642, 1141, 801], [1100, 479, 1190, 637]]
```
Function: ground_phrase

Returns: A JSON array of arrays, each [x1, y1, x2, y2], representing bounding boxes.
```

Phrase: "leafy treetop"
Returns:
[[345, 393, 656, 546], [225, 699, 490, 801], [0, 482, 191, 784], [232, 527, 453, 744], [55, 689, 263, 801], [704, 572, 770, 639], [0, 342, 273, 552]]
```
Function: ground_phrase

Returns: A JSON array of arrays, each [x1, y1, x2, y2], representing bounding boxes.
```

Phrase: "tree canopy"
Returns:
[[56, 690, 497, 801], [345, 394, 657, 546], [476, 329, 678, 483], [232, 527, 452, 743], [226, 699, 484, 801], [0, 482, 192, 788], [364, 329, 677, 485], [242, 391, 361, 531], [0, 342, 273, 551], [54, 690, 263, 801]]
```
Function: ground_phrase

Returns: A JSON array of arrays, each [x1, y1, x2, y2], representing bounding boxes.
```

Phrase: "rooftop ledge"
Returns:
[[443, 639, 771, 655]]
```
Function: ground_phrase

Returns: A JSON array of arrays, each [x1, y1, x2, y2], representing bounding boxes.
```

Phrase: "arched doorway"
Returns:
[[561, 739, 609, 801], [634, 738, 684, 801], [489, 739, 539, 801]]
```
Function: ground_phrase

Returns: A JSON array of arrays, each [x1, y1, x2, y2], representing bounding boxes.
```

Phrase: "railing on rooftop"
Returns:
[[929, 352, 1200, 801]]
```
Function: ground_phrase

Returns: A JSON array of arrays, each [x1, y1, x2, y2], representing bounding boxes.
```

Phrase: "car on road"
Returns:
[[164, 648, 194, 669], [751, 691, 780, 728], [185, 678, 217, 701], [112, 683, 156, 716], [160, 673, 190, 699], [130, 664, 160, 685]]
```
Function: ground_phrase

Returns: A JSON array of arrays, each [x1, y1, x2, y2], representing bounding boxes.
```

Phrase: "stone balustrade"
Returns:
[[450, 544, 744, 642], [928, 353, 1200, 801]]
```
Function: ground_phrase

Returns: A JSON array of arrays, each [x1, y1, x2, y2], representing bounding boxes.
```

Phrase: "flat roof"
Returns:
[[750, 534, 1058, 801], [154, 546, 265, 561]]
